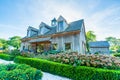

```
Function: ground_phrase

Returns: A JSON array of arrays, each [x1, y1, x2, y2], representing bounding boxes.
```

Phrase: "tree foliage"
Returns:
[[106, 37, 120, 51], [86, 31, 96, 52], [8, 36, 21, 49], [0, 38, 8, 49], [86, 31, 96, 42]]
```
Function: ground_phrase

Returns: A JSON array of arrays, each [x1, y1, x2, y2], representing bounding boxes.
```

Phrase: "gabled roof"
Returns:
[[65, 19, 83, 32], [23, 16, 84, 39], [57, 15, 66, 22], [44, 19, 84, 35], [28, 26, 38, 31], [39, 22, 51, 29], [89, 41, 110, 48]]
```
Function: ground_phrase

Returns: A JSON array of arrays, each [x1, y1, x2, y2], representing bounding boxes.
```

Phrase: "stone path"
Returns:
[[0, 59, 71, 80]]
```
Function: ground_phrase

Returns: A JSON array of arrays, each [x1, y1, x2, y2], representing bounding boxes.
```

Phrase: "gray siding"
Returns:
[[51, 33, 80, 52], [90, 47, 110, 54], [79, 23, 86, 54]]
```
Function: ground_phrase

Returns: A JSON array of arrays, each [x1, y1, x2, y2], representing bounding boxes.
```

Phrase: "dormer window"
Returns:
[[40, 27, 49, 34], [57, 15, 68, 32], [39, 22, 50, 35], [58, 21, 63, 31], [27, 26, 38, 37]]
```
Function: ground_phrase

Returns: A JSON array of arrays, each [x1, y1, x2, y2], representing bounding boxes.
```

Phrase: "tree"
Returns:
[[86, 31, 96, 42], [8, 36, 21, 49], [106, 37, 120, 51], [0, 38, 9, 49], [86, 31, 96, 52]]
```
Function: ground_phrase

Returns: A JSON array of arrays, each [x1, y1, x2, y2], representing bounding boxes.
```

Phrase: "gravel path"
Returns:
[[0, 59, 71, 80], [0, 59, 14, 64]]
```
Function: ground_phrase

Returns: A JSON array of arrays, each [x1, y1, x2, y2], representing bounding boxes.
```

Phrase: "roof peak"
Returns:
[[57, 15, 66, 21]]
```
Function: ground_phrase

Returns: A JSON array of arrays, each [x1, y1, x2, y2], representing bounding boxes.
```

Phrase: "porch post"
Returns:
[[36, 43, 38, 53]]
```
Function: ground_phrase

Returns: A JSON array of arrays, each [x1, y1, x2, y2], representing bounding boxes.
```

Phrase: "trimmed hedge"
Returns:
[[0, 53, 14, 61], [14, 56, 120, 80], [0, 64, 42, 80]]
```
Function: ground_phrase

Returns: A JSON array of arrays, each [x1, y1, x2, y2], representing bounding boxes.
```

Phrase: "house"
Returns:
[[20, 15, 86, 54], [89, 41, 110, 54]]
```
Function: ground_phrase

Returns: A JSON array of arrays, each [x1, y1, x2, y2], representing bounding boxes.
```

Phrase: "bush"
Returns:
[[113, 53, 120, 57], [0, 64, 42, 80], [14, 56, 120, 80], [0, 53, 14, 61], [10, 49, 21, 56], [21, 52, 35, 58], [35, 54, 51, 60], [4, 49, 21, 57], [49, 53, 120, 70]]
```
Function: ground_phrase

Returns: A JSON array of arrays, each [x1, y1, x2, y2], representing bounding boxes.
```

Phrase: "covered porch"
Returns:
[[29, 37, 52, 54]]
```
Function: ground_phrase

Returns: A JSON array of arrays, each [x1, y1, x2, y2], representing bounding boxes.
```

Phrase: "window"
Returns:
[[65, 43, 71, 50], [40, 27, 49, 34], [31, 30, 38, 36], [23, 46, 25, 50], [37, 44, 44, 53], [53, 43, 58, 50], [58, 21, 63, 31]]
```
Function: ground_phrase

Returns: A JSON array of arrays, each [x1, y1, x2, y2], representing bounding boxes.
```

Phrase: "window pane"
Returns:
[[65, 43, 71, 50], [58, 21, 63, 31], [53, 44, 57, 50]]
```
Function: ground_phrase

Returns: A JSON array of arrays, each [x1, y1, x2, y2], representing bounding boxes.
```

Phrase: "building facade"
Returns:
[[89, 41, 110, 54], [20, 16, 86, 54]]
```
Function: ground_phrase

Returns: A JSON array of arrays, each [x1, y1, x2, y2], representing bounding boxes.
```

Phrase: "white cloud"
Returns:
[[85, 6, 120, 40]]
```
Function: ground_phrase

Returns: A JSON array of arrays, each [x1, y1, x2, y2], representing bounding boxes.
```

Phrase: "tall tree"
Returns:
[[86, 31, 96, 42], [86, 31, 96, 52], [8, 36, 21, 49]]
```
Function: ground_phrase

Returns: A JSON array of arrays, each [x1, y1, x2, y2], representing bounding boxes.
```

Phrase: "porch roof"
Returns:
[[29, 37, 51, 43]]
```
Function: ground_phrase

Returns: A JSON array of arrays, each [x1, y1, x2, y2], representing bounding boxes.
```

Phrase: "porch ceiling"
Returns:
[[29, 37, 51, 43]]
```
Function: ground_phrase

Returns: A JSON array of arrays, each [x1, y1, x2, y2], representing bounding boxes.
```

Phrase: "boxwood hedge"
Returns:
[[0, 64, 42, 80], [14, 56, 120, 80], [0, 53, 14, 61]]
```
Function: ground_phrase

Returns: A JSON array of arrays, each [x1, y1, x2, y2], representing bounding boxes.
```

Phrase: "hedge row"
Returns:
[[0, 53, 14, 61], [14, 56, 120, 80]]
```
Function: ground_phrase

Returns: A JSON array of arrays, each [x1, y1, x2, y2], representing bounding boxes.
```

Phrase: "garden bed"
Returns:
[[14, 56, 120, 80], [0, 58, 70, 80]]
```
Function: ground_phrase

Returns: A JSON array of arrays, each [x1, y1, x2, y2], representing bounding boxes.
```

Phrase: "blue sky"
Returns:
[[0, 0, 120, 40]]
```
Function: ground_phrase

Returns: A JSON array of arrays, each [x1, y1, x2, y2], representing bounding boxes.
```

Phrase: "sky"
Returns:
[[0, 0, 120, 40]]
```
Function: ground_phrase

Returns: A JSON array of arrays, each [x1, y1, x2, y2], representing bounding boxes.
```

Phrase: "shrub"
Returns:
[[0, 64, 42, 80], [113, 53, 120, 57], [49, 53, 120, 70], [0, 53, 14, 61], [10, 49, 21, 56], [14, 56, 120, 80], [35, 54, 51, 60], [21, 52, 35, 58], [4, 49, 21, 57]]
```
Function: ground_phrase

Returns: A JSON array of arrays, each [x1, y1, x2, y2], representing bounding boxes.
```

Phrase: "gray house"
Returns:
[[89, 41, 110, 54], [20, 16, 86, 54]]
